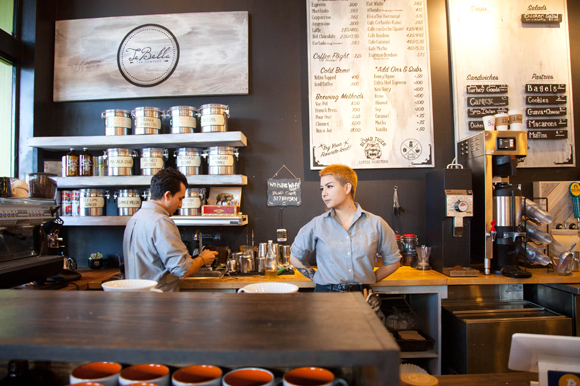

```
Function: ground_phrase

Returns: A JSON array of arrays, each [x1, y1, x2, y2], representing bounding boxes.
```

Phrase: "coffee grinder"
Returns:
[[457, 131, 531, 278], [426, 165, 477, 276]]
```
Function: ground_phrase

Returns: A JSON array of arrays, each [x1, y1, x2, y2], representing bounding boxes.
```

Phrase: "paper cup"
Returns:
[[70, 362, 122, 386], [494, 113, 509, 131], [482, 115, 496, 131], [222, 368, 275, 386], [283, 367, 348, 386], [509, 109, 523, 130], [172, 365, 222, 386], [120, 364, 170, 386]]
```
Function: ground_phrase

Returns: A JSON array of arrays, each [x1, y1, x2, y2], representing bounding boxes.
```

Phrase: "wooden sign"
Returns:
[[267, 179, 302, 207], [54, 12, 248, 101]]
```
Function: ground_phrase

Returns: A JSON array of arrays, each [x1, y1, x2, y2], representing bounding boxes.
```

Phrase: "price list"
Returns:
[[307, 0, 434, 169]]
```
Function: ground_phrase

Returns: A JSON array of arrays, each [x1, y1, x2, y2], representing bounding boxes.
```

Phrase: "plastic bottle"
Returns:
[[65, 148, 79, 177], [79, 147, 93, 176], [265, 240, 277, 280], [0, 360, 37, 386]]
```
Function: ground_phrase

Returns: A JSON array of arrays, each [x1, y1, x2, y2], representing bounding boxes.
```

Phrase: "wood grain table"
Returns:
[[0, 290, 400, 386]]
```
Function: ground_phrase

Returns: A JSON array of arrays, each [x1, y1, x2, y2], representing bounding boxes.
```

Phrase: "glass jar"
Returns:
[[402, 234, 418, 266]]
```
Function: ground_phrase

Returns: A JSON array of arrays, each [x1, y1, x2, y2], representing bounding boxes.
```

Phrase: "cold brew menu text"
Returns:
[[307, 0, 434, 169]]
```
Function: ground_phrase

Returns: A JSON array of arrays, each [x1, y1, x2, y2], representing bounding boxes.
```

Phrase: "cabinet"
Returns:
[[0, 290, 401, 386], [27, 132, 248, 227]]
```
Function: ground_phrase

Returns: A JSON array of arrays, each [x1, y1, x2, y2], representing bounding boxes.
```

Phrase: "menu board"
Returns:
[[307, 0, 434, 169], [448, 0, 575, 167]]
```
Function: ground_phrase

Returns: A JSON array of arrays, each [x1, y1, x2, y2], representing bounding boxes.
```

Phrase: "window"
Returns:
[[0, 0, 15, 177]]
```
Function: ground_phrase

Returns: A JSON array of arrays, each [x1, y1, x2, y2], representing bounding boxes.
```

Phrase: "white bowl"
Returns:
[[238, 282, 299, 293], [101, 279, 161, 292]]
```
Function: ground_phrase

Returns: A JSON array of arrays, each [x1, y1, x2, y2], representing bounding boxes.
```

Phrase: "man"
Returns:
[[123, 168, 217, 292]]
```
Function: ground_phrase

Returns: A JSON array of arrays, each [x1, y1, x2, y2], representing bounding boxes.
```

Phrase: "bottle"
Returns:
[[265, 240, 278, 280], [79, 147, 93, 176], [65, 148, 79, 177], [0, 360, 37, 386]]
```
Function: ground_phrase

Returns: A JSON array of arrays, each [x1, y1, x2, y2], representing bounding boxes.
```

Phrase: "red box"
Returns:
[[202, 205, 240, 216]]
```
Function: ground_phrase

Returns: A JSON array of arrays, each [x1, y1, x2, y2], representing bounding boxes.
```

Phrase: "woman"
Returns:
[[290, 164, 401, 292]]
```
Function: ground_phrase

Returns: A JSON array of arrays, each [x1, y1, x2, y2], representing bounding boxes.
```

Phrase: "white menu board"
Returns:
[[307, 0, 434, 169], [448, 0, 575, 167]]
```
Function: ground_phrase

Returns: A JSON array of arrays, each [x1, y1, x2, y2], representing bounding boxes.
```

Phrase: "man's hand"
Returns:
[[199, 249, 218, 266], [363, 288, 382, 313]]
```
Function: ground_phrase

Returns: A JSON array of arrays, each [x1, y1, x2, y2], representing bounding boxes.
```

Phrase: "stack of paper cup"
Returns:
[[509, 109, 523, 130], [482, 115, 496, 131], [494, 113, 509, 131]]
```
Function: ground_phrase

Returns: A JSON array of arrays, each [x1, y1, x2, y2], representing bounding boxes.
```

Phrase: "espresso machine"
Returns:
[[0, 197, 65, 288], [457, 131, 532, 278]]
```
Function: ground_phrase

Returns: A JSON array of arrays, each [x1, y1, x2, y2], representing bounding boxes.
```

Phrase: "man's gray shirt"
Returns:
[[123, 201, 193, 292], [290, 203, 401, 285]]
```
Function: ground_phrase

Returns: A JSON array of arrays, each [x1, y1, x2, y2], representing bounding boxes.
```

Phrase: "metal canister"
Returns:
[[140, 148, 168, 176], [115, 189, 141, 216], [94, 156, 106, 176], [199, 103, 229, 132], [104, 148, 137, 176], [79, 189, 109, 216], [178, 188, 206, 216], [240, 253, 254, 273], [174, 148, 204, 175], [142, 188, 151, 202], [131, 106, 163, 135], [204, 146, 239, 175], [255, 256, 266, 273], [101, 109, 132, 135], [72, 190, 80, 217], [166, 106, 198, 133]]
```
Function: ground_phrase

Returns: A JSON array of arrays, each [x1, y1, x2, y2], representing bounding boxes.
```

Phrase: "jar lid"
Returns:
[[402, 234, 417, 238], [395, 235, 401, 239]]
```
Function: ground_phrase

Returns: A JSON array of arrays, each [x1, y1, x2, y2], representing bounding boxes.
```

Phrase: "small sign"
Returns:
[[527, 118, 568, 129], [468, 121, 484, 131], [526, 107, 567, 117], [467, 96, 509, 107], [468, 107, 508, 118], [521, 13, 562, 24], [267, 178, 302, 207], [526, 95, 567, 105], [525, 84, 566, 93], [527, 130, 568, 140], [466, 84, 508, 94]]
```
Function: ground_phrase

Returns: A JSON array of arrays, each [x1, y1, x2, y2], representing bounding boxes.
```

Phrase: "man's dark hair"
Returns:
[[150, 167, 188, 200]]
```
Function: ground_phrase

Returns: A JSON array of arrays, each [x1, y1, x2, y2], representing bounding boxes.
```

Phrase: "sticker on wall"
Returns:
[[54, 12, 248, 101]]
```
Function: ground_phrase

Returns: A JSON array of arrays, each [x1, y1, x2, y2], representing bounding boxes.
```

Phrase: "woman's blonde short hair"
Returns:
[[319, 164, 358, 199]]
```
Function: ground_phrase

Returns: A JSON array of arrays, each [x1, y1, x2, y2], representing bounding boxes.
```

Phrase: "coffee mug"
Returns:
[[66, 383, 106, 386], [283, 367, 347, 386], [222, 368, 275, 386], [119, 364, 170, 386], [172, 365, 222, 386], [494, 113, 509, 131], [69, 362, 122, 386]]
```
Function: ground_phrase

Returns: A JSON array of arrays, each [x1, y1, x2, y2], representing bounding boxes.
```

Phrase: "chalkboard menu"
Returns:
[[307, 0, 434, 169], [448, 0, 575, 168], [267, 179, 302, 207]]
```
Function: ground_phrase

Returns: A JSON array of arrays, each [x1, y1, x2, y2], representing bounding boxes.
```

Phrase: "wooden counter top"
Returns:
[[435, 372, 537, 386], [62, 266, 580, 291]]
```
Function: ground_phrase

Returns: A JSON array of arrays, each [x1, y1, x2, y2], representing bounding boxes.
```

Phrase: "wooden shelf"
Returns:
[[400, 349, 439, 359], [55, 174, 247, 188], [27, 132, 247, 150], [61, 215, 248, 227]]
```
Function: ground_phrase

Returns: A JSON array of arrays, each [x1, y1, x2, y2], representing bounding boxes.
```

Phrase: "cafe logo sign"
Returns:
[[360, 137, 386, 160], [117, 24, 180, 87]]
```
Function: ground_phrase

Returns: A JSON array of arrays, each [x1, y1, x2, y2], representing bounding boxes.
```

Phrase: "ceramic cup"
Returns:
[[283, 367, 347, 386], [494, 113, 509, 131], [119, 364, 170, 386], [172, 365, 222, 386], [70, 362, 122, 386], [482, 115, 495, 131], [66, 383, 106, 386], [508, 109, 523, 130], [222, 368, 275, 386]]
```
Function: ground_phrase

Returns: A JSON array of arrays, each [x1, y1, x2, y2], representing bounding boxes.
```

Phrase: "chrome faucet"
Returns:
[[194, 229, 203, 256]]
